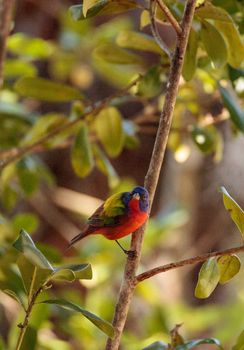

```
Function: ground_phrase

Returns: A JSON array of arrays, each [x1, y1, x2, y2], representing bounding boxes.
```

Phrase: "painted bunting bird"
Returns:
[[68, 186, 149, 255]]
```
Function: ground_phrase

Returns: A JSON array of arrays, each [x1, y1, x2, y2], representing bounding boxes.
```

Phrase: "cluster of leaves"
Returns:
[[195, 187, 244, 299], [143, 324, 244, 350], [0, 229, 113, 349]]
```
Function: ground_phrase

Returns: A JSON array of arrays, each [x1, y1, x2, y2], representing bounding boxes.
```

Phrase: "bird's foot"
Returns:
[[124, 249, 137, 259]]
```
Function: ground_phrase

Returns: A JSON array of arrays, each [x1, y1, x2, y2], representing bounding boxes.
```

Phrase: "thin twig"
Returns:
[[16, 287, 43, 350], [105, 1, 197, 349], [149, 0, 172, 59], [0, 0, 14, 88], [156, 0, 182, 36], [136, 245, 244, 283]]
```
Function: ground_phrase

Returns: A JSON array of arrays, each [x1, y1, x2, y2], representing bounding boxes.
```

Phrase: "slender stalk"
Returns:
[[16, 287, 43, 350], [149, 0, 172, 58], [105, 1, 197, 349], [136, 245, 244, 283], [156, 0, 182, 36], [0, 0, 14, 88]]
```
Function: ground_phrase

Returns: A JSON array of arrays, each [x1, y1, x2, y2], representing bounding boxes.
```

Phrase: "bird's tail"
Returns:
[[66, 226, 92, 250]]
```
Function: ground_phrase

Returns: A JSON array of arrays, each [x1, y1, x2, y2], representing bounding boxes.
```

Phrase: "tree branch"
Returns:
[[0, 0, 14, 88], [156, 0, 182, 36], [0, 77, 140, 170], [136, 245, 244, 283], [105, 1, 197, 349]]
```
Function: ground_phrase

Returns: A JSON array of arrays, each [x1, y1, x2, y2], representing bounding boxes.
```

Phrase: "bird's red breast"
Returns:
[[92, 198, 148, 240]]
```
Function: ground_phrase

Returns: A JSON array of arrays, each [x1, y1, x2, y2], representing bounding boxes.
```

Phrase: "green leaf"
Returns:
[[116, 31, 163, 55], [136, 66, 163, 97], [215, 19, 244, 68], [71, 122, 94, 177], [220, 187, 244, 237], [140, 10, 150, 29], [49, 268, 76, 282], [3, 289, 25, 308], [17, 158, 39, 196], [196, 2, 233, 22], [93, 43, 143, 65], [218, 85, 244, 133], [4, 59, 37, 78], [182, 29, 198, 81], [93, 144, 120, 188], [50, 263, 92, 282], [41, 299, 114, 338], [142, 341, 168, 350], [233, 330, 244, 350], [13, 229, 54, 270], [7, 33, 54, 59], [70, 1, 108, 20], [191, 126, 215, 153], [21, 113, 67, 146], [94, 107, 124, 157], [217, 255, 241, 284], [200, 20, 227, 69], [83, 0, 99, 17], [195, 257, 220, 299], [176, 338, 222, 349], [69, 0, 138, 21], [14, 77, 83, 102], [17, 255, 52, 295]]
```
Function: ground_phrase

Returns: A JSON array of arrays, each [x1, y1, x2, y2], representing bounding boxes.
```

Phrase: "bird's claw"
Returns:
[[125, 250, 136, 259]]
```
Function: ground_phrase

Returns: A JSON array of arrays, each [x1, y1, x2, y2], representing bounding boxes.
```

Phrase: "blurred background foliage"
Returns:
[[0, 0, 244, 349]]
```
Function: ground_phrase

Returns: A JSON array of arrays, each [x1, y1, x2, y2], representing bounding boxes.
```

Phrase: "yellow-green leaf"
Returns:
[[83, 0, 99, 17], [195, 257, 220, 299], [94, 107, 124, 157], [215, 19, 244, 68], [116, 31, 163, 55], [220, 187, 244, 237], [93, 43, 143, 65], [14, 77, 83, 102], [196, 2, 233, 22], [71, 122, 94, 177], [41, 299, 115, 338], [182, 29, 198, 81], [140, 10, 150, 29], [70, 0, 137, 21], [191, 125, 215, 153], [200, 20, 227, 69], [217, 255, 241, 284], [7, 33, 54, 59], [233, 330, 244, 350]]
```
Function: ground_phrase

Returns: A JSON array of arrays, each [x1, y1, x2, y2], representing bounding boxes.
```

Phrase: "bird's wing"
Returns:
[[87, 192, 127, 227]]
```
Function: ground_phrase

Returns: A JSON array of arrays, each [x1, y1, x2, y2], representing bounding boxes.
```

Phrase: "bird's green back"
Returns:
[[103, 192, 126, 217]]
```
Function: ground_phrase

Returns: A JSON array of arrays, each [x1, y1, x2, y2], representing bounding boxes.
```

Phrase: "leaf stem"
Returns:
[[15, 286, 43, 350], [136, 245, 244, 283], [149, 0, 172, 58]]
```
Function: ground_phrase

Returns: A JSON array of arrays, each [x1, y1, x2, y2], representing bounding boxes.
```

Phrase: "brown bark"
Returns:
[[105, 1, 198, 349], [0, 0, 14, 88]]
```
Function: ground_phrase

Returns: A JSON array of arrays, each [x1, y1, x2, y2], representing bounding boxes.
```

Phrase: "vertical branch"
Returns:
[[105, 1, 197, 349], [0, 0, 14, 88]]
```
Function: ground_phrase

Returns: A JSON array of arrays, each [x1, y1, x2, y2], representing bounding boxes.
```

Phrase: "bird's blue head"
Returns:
[[131, 186, 149, 212]]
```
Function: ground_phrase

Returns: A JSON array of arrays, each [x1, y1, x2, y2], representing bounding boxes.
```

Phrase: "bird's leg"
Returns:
[[115, 240, 136, 258]]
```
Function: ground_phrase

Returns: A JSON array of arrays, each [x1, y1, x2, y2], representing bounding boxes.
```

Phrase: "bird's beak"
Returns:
[[132, 193, 140, 200]]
